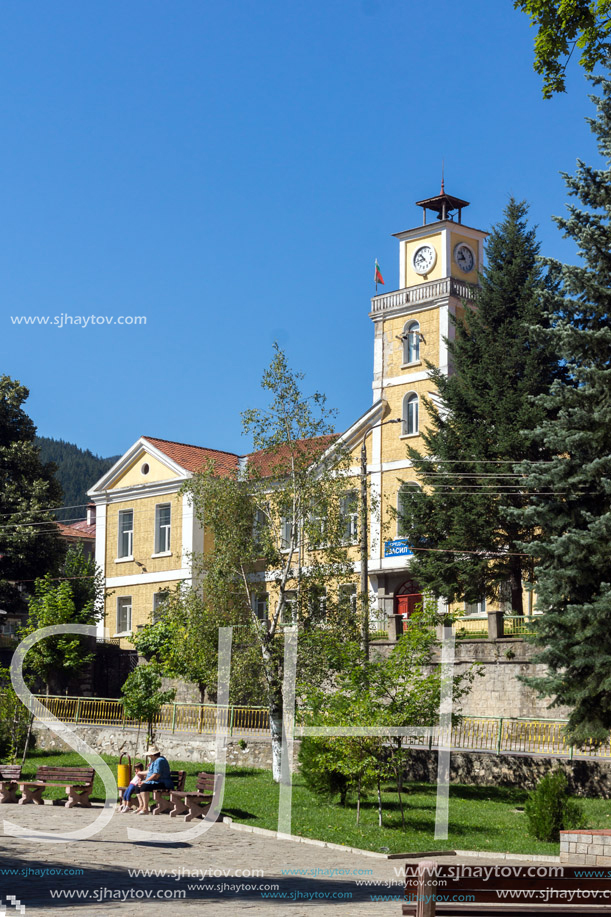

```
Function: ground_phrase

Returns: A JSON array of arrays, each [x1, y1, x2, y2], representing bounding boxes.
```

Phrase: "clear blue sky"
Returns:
[[0, 0, 600, 458]]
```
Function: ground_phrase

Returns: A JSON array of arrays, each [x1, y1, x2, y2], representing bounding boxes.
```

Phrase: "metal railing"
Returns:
[[504, 615, 537, 637], [31, 696, 611, 761], [370, 276, 479, 316], [35, 695, 270, 736], [452, 616, 488, 638]]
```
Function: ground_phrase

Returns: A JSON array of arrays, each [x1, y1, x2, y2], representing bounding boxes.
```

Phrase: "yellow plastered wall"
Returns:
[[105, 492, 183, 576], [380, 381, 431, 463], [105, 579, 182, 645], [381, 308, 440, 378], [110, 452, 181, 489], [450, 230, 480, 284], [379, 469, 421, 553], [404, 233, 443, 286]]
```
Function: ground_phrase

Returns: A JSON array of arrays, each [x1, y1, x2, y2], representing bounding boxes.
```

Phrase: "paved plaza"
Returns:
[[0, 804, 560, 916], [0, 804, 406, 916]]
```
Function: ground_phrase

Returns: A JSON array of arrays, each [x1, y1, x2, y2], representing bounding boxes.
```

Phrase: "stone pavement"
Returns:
[[0, 805, 555, 916]]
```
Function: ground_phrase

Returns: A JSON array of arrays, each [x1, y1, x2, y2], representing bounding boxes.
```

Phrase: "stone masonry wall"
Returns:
[[560, 831, 611, 865]]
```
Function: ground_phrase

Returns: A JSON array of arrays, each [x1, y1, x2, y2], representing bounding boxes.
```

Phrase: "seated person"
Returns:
[[133, 746, 173, 814], [120, 762, 145, 812]]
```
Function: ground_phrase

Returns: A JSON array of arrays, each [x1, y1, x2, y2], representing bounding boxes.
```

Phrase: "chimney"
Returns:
[[87, 503, 96, 527]]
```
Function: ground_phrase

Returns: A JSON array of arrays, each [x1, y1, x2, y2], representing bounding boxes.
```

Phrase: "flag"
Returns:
[[374, 260, 384, 286]]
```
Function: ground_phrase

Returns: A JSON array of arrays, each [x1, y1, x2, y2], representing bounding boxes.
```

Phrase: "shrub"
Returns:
[[298, 737, 349, 805], [525, 771, 584, 841]]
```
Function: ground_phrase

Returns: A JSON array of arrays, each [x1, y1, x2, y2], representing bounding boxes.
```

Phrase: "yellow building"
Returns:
[[90, 187, 493, 644]]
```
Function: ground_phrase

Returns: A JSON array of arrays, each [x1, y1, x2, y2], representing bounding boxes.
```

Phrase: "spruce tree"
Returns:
[[0, 376, 65, 618], [398, 199, 560, 613], [515, 73, 611, 744]]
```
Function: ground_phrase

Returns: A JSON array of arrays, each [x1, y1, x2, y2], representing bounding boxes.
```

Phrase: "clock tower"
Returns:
[[366, 187, 488, 621]]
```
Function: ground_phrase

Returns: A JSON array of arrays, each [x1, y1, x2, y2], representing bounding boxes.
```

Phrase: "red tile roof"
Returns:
[[143, 436, 240, 476], [57, 521, 95, 540], [142, 434, 338, 479], [246, 435, 338, 478]]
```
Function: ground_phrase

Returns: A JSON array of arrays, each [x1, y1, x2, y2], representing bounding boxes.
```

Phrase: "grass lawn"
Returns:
[[18, 749, 611, 856]]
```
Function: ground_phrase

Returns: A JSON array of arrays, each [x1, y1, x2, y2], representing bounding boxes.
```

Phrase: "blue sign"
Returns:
[[384, 539, 413, 558]]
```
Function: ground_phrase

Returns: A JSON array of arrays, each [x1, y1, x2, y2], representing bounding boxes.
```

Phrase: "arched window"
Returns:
[[403, 320, 420, 364], [397, 482, 419, 537], [403, 392, 419, 436]]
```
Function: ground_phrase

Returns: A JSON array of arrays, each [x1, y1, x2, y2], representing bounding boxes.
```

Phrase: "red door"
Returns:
[[394, 580, 423, 621]]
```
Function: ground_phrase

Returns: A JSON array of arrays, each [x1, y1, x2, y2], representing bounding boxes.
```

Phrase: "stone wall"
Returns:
[[560, 831, 611, 865], [404, 750, 611, 797], [33, 723, 278, 771]]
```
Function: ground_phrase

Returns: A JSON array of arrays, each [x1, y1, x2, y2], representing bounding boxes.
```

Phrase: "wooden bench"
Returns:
[[169, 772, 223, 822], [18, 766, 95, 808], [151, 770, 186, 815], [0, 765, 22, 804], [404, 860, 611, 915]]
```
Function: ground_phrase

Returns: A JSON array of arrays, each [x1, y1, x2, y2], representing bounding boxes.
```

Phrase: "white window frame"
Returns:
[[252, 592, 269, 621], [154, 503, 171, 555], [280, 590, 298, 625], [464, 598, 486, 616], [280, 516, 295, 552], [403, 320, 421, 365], [340, 491, 358, 544], [339, 583, 357, 615], [402, 392, 419, 437], [116, 596, 132, 634], [152, 590, 169, 623], [117, 509, 134, 559]]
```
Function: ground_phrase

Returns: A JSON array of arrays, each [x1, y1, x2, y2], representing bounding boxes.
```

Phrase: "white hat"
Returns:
[[145, 745, 161, 756]]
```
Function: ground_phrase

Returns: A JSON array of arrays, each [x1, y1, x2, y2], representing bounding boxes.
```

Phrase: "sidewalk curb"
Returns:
[[221, 818, 560, 863]]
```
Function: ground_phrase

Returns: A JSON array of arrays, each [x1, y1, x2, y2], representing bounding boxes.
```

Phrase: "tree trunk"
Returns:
[[269, 706, 283, 783], [21, 713, 34, 768], [356, 776, 361, 825], [377, 775, 383, 828], [509, 561, 523, 615]]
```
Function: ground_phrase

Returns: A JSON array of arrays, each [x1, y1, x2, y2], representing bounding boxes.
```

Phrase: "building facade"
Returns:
[[90, 188, 496, 645]]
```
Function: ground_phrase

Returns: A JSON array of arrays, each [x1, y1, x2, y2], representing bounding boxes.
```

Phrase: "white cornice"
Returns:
[[88, 437, 190, 497]]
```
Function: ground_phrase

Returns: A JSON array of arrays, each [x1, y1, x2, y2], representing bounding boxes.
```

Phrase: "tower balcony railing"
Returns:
[[370, 276, 479, 317]]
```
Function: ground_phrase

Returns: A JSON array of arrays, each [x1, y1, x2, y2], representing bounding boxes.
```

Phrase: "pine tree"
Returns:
[[515, 73, 611, 744], [398, 199, 560, 613], [0, 377, 65, 617]]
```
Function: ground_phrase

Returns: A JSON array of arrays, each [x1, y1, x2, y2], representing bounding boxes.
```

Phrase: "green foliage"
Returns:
[[120, 663, 176, 744], [513, 75, 611, 744], [183, 344, 360, 781], [298, 737, 351, 805], [514, 1, 611, 97], [525, 771, 584, 841], [0, 376, 65, 618], [396, 200, 559, 614], [131, 586, 267, 705], [20, 544, 103, 695], [35, 436, 119, 521], [0, 668, 32, 762], [300, 605, 479, 826]]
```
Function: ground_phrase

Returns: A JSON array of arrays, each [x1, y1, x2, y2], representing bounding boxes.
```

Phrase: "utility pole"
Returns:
[[359, 418, 402, 661]]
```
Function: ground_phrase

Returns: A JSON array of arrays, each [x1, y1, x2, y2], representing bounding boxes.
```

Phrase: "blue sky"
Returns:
[[0, 0, 601, 458]]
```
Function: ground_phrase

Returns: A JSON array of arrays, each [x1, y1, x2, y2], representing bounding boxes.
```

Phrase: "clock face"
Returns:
[[412, 244, 436, 275], [454, 242, 475, 273]]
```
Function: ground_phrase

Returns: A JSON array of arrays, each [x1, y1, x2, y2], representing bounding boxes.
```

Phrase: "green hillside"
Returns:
[[36, 437, 120, 521]]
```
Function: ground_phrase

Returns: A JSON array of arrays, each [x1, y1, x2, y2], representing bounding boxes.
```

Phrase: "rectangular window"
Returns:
[[464, 598, 486, 616], [152, 591, 169, 623], [340, 491, 358, 543], [118, 510, 134, 558], [280, 516, 293, 552], [155, 503, 171, 553], [116, 596, 132, 633], [252, 592, 269, 621], [280, 590, 298, 625], [253, 507, 267, 552], [339, 583, 358, 615]]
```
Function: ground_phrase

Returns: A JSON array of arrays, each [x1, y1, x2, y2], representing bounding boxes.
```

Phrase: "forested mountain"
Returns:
[[36, 437, 120, 520]]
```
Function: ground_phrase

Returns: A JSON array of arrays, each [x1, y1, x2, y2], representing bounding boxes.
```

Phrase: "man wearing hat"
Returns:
[[134, 745, 173, 814]]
